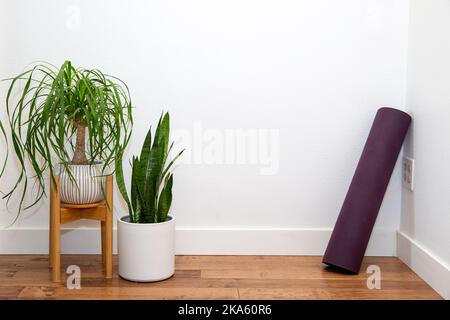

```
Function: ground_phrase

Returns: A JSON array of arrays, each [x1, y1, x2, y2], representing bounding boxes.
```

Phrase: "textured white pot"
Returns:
[[60, 163, 105, 204], [118, 215, 175, 282]]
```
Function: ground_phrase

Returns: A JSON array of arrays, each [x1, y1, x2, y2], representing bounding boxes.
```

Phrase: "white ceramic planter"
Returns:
[[59, 163, 105, 204], [118, 215, 175, 282]]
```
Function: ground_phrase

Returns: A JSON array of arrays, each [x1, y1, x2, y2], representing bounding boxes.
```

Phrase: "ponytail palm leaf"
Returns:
[[0, 61, 133, 222], [116, 112, 183, 223]]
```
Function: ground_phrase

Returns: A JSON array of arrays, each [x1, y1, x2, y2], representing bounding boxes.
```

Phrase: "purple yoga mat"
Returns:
[[323, 107, 411, 273]]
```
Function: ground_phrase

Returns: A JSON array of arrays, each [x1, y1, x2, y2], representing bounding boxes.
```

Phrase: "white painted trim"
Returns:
[[0, 227, 396, 256], [397, 231, 449, 299]]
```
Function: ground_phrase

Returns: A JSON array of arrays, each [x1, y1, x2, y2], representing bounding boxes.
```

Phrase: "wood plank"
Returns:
[[50, 287, 239, 300], [0, 255, 442, 300], [61, 201, 105, 209], [104, 175, 113, 278], [0, 286, 25, 299], [238, 287, 441, 300], [50, 177, 61, 282], [60, 207, 106, 224]]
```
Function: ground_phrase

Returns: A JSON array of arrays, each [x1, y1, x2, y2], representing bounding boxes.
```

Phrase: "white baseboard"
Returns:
[[0, 227, 396, 256], [397, 231, 450, 299]]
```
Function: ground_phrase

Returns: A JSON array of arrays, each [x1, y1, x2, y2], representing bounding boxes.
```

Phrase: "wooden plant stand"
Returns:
[[49, 175, 113, 282]]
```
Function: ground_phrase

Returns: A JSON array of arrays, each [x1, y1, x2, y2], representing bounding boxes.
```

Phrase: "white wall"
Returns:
[[0, 0, 410, 254], [399, 0, 450, 299]]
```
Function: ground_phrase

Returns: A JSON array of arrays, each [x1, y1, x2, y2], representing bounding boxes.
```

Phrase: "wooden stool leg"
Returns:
[[105, 175, 113, 278], [51, 176, 61, 282], [49, 178, 54, 268], [101, 221, 106, 266]]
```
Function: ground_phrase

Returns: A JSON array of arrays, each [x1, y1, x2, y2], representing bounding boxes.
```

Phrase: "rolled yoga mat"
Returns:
[[323, 107, 411, 273]]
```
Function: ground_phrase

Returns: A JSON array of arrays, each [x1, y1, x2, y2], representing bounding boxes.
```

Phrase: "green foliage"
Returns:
[[0, 61, 133, 222], [115, 112, 183, 223]]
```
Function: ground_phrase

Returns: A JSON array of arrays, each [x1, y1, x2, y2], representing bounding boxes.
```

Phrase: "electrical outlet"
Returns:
[[402, 157, 414, 191]]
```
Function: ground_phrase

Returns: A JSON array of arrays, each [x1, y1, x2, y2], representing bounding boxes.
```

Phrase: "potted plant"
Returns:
[[0, 61, 132, 221], [115, 112, 184, 282]]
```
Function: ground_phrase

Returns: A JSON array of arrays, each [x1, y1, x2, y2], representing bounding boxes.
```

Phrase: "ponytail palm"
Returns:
[[0, 61, 133, 221]]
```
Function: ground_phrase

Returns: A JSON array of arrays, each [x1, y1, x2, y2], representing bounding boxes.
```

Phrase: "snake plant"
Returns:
[[116, 112, 184, 223], [0, 61, 133, 222]]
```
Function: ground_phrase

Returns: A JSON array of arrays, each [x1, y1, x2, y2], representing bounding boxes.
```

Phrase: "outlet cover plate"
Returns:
[[402, 156, 414, 191]]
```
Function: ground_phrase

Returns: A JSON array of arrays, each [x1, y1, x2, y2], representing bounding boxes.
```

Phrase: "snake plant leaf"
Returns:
[[152, 114, 170, 201], [139, 126, 155, 218], [115, 152, 133, 222], [161, 149, 185, 183], [157, 174, 173, 223], [130, 156, 138, 221], [133, 157, 148, 223], [153, 112, 170, 152], [143, 140, 165, 221], [115, 112, 182, 223], [139, 127, 152, 163], [152, 113, 163, 148]]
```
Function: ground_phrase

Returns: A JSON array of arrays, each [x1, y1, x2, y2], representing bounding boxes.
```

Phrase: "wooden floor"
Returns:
[[0, 255, 441, 300]]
